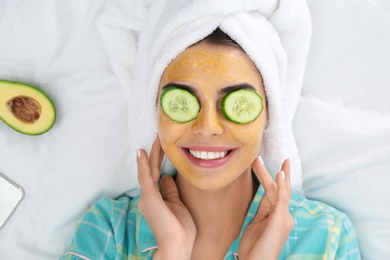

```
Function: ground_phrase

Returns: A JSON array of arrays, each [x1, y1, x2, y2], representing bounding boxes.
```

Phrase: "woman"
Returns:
[[62, 29, 360, 259]]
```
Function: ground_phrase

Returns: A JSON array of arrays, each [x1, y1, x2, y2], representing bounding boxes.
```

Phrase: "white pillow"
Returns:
[[294, 1, 390, 258], [0, 0, 133, 258]]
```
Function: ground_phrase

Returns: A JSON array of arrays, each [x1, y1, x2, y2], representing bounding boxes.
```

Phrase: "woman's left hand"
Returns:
[[238, 158, 294, 260]]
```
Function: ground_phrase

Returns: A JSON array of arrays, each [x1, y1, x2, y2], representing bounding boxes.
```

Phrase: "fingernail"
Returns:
[[258, 155, 264, 165], [137, 148, 141, 158], [280, 170, 285, 180], [154, 132, 158, 141]]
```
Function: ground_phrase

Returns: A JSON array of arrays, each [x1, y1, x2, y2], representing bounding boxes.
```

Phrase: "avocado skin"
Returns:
[[0, 80, 56, 135]]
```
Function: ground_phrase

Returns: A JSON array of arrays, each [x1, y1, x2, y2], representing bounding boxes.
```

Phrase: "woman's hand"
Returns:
[[137, 135, 196, 260], [238, 158, 294, 260]]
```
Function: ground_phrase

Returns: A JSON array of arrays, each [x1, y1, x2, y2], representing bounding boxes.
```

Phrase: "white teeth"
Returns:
[[208, 152, 215, 160], [189, 149, 228, 160]]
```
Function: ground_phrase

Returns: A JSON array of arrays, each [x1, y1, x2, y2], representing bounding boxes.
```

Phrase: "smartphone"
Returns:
[[0, 172, 24, 230]]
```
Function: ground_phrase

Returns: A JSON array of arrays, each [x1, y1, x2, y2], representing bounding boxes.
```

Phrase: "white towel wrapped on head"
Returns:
[[97, 0, 311, 193]]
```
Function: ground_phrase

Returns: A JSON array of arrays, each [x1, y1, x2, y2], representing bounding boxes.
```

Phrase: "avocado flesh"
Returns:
[[0, 80, 56, 135]]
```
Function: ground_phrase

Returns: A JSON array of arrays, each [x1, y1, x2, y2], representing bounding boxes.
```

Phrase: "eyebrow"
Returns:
[[161, 83, 256, 96], [162, 83, 197, 95], [218, 84, 256, 95]]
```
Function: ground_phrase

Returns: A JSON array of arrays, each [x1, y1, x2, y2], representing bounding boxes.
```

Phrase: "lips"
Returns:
[[182, 147, 237, 168]]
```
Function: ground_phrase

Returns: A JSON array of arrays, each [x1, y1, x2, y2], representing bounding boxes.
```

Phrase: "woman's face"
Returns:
[[158, 41, 267, 191]]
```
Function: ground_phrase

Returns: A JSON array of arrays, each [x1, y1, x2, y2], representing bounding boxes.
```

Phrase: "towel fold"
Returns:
[[97, 0, 311, 193]]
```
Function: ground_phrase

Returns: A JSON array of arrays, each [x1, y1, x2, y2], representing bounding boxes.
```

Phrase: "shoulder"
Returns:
[[289, 193, 355, 231], [79, 194, 140, 230], [289, 193, 347, 218], [61, 194, 142, 259], [89, 193, 141, 219], [286, 194, 361, 259]]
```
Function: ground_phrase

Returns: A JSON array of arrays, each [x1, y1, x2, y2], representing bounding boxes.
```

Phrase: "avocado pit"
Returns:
[[6, 95, 41, 124]]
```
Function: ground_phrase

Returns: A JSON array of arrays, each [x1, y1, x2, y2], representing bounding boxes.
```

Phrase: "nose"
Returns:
[[191, 102, 224, 137]]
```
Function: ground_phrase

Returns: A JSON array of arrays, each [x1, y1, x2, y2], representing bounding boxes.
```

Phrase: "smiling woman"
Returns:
[[62, 26, 360, 260], [139, 38, 289, 260]]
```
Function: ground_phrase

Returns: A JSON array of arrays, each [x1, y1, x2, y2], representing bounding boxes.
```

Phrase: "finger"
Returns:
[[161, 175, 182, 204], [149, 134, 164, 183], [276, 160, 291, 202], [272, 169, 291, 215], [256, 195, 271, 221], [137, 148, 155, 192], [251, 156, 277, 205], [281, 159, 292, 194], [276, 170, 289, 202]]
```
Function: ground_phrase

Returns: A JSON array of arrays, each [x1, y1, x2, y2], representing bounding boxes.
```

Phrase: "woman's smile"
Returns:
[[182, 146, 238, 169]]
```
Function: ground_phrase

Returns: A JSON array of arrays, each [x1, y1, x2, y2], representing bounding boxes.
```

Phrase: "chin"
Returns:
[[179, 168, 244, 191]]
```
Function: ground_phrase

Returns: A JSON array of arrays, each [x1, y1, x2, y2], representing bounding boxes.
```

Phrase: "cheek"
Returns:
[[247, 110, 267, 143], [229, 117, 265, 152], [158, 111, 185, 153], [158, 114, 192, 174], [236, 117, 265, 138]]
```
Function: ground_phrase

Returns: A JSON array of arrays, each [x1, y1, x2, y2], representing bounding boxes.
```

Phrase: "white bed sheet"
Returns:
[[0, 0, 389, 259], [0, 0, 134, 257], [295, 1, 390, 258]]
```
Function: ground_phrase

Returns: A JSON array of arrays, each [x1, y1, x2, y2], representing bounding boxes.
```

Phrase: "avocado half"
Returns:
[[0, 80, 56, 135]]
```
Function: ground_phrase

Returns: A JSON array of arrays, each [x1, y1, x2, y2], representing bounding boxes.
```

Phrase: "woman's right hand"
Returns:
[[137, 134, 196, 260]]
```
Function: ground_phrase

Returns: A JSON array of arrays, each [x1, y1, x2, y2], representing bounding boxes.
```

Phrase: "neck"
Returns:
[[176, 168, 256, 241]]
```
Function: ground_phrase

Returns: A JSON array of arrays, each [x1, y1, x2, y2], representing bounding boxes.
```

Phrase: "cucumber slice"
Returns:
[[221, 89, 263, 124], [160, 86, 200, 123]]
